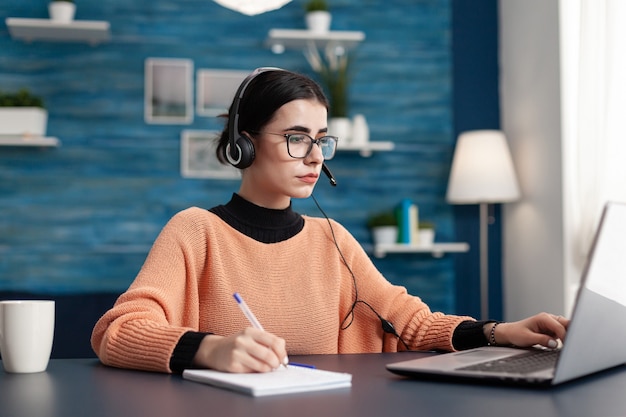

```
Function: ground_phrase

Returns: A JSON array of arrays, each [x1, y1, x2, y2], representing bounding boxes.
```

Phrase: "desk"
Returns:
[[1, 353, 625, 417]]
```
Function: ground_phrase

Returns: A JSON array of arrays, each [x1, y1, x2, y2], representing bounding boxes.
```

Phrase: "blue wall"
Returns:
[[0, 0, 500, 356], [451, 0, 503, 319]]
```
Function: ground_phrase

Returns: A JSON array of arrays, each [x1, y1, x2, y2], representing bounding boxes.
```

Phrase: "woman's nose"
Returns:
[[306, 140, 325, 162]]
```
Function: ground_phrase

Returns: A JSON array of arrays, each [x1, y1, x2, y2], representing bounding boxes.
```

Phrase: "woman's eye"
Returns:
[[289, 135, 306, 144]]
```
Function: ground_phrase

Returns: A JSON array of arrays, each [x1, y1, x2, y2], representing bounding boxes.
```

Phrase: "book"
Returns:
[[397, 199, 419, 244], [182, 365, 352, 397]]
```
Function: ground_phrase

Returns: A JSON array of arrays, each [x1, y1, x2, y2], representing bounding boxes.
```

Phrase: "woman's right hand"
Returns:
[[192, 328, 287, 373]]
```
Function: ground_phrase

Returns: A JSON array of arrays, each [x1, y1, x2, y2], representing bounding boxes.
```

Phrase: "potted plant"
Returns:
[[0, 89, 47, 137], [305, 0, 329, 13], [367, 211, 398, 246], [49, 0, 76, 23], [304, 0, 331, 33], [305, 42, 352, 142], [417, 221, 436, 246]]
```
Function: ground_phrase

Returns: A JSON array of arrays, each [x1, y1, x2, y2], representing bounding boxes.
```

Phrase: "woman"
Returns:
[[91, 68, 568, 374]]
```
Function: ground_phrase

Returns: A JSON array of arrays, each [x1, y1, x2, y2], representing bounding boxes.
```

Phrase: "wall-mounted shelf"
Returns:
[[6, 18, 110, 45], [0, 136, 60, 147], [266, 29, 365, 54], [338, 141, 394, 157], [373, 242, 470, 258]]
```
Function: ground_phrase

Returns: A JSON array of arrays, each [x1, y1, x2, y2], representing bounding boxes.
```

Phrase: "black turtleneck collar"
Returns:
[[208, 193, 304, 243]]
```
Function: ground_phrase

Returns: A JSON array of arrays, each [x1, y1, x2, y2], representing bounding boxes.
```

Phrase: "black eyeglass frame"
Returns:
[[252, 131, 339, 160]]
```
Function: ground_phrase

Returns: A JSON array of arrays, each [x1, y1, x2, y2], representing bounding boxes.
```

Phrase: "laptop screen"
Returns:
[[583, 202, 626, 307]]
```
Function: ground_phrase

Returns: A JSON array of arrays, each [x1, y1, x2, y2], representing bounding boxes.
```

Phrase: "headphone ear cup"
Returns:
[[226, 135, 255, 169]]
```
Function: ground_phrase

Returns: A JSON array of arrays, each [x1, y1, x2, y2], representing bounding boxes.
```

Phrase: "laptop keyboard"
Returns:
[[458, 349, 560, 374]]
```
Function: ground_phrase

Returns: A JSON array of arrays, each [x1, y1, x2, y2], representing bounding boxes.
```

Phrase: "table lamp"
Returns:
[[446, 130, 521, 319]]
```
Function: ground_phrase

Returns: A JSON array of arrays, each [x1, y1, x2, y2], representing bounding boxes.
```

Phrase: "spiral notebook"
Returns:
[[183, 365, 352, 397]]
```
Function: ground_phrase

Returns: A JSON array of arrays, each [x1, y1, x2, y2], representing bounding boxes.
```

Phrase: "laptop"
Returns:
[[387, 201, 626, 386]]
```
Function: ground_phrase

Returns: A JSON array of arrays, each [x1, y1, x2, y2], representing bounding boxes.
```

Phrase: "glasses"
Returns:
[[256, 132, 338, 160]]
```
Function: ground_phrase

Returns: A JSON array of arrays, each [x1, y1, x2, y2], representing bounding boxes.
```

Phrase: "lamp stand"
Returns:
[[479, 202, 489, 320]]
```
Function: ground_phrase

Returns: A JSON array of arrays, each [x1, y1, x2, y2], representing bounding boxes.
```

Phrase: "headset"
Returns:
[[226, 67, 283, 169], [225, 67, 338, 187]]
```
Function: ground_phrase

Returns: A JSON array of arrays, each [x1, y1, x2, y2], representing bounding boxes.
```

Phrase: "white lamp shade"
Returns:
[[213, 0, 291, 15], [446, 130, 521, 204]]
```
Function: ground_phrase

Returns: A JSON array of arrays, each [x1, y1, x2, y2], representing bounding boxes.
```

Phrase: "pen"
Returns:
[[233, 292, 264, 330], [289, 362, 316, 369], [233, 292, 289, 367]]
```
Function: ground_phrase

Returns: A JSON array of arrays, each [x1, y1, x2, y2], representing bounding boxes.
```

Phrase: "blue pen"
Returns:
[[233, 292, 264, 330], [233, 292, 289, 367], [289, 362, 316, 369]]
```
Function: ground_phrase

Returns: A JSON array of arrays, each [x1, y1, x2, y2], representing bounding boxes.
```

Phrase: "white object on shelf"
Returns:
[[0, 136, 59, 147], [373, 242, 469, 259], [338, 141, 394, 157], [6, 18, 110, 45], [48, 1, 76, 23], [371, 226, 399, 246], [267, 29, 365, 53], [350, 114, 370, 147], [305, 11, 331, 33], [328, 117, 352, 144], [0, 107, 47, 136], [418, 229, 435, 246]]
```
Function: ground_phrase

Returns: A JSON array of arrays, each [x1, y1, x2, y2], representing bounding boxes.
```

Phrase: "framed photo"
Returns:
[[180, 130, 240, 179], [196, 69, 249, 117], [145, 58, 194, 124]]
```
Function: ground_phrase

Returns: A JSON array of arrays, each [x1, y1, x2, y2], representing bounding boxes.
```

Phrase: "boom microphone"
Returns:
[[322, 163, 337, 187]]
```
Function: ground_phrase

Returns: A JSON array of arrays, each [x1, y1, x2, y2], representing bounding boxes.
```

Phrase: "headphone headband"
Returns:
[[226, 67, 285, 168]]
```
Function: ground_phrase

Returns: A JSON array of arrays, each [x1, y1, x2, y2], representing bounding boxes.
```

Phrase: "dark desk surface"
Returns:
[[1, 352, 625, 417]]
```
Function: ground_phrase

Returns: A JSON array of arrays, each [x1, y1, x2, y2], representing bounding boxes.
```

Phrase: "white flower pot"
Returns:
[[350, 114, 369, 146], [305, 11, 331, 33], [418, 229, 435, 247], [372, 226, 398, 246], [49, 2, 76, 23], [0, 108, 48, 136], [328, 117, 352, 145]]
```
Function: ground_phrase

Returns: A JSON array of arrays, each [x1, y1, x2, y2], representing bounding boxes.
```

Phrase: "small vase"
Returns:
[[49, 1, 76, 23], [305, 11, 331, 33]]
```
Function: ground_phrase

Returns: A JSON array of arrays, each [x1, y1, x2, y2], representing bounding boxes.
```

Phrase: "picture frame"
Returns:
[[180, 130, 241, 179], [196, 69, 249, 117], [145, 58, 194, 124]]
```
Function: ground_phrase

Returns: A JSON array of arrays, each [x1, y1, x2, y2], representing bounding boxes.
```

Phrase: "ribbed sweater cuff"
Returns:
[[170, 331, 211, 374], [452, 320, 494, 350]]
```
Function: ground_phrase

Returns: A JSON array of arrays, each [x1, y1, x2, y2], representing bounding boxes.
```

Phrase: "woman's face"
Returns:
[[238, 98, 328, 209]]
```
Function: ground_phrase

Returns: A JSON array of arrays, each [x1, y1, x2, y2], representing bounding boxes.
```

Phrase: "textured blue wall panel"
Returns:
[[0, 0, 461, 313]]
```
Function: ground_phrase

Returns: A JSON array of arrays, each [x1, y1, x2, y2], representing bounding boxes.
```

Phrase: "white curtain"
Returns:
[[561, 0, 626, 271]]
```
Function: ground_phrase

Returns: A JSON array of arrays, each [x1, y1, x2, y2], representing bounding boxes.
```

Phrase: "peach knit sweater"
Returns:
[[91, 206, 471, 373]]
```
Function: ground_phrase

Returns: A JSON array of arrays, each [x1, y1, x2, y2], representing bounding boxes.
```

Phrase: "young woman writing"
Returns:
[[91, 68, 568, 374]]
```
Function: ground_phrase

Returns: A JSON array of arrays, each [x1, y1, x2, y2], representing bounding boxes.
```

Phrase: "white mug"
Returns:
[[0, 300, 55, 373]]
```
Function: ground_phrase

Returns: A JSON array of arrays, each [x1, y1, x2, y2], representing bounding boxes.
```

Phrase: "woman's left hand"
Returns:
[[487, 313, 570, 349]]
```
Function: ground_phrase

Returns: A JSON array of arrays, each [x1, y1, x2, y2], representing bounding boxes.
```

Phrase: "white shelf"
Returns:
[[6, 18, 110, 45], [338, 141, 394, 157], [373, 242, 470, 258], [267, 29, 365, 53], [0, 136, 60, 147]]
